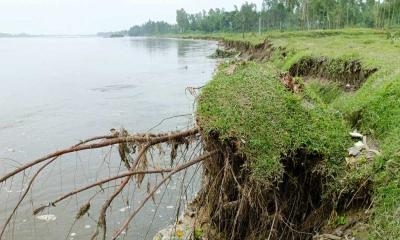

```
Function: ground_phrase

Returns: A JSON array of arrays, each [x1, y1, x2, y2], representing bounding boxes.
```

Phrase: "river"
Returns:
[[0, 37, 217, 239]]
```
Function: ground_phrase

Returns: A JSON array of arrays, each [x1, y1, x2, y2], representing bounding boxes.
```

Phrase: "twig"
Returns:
[[92, 128, 199, 240], [0, 157, 58, 240], [73, 134, 116, 147], [112, 151, 216, 240], [33, 167, 176, 215], [147, 114, 192, 132], [0, 128, 199, 183], [345, 178, 370, 209], [91, 144, 150, 240], [267, 192, 279, 240]]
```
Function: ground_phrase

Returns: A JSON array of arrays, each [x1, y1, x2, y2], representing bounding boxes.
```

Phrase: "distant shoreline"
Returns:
[[0, 33, 97, 38], [0, 35, 99, 39]]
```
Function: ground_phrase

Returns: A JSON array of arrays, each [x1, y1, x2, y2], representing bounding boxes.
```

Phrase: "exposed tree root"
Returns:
[[0, 157, 58, 239], [0, 126, 217, 240], [196, 132, 372, 240], [112, 151, 216, 240], [0, 128, 199, 184]]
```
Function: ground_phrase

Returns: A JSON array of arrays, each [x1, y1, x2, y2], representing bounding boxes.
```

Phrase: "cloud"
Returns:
[[0, 0, 260, 35], [125, 0, 178, 4]]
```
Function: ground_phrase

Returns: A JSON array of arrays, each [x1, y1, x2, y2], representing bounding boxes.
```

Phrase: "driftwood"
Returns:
[[0, 126, 215, 240]]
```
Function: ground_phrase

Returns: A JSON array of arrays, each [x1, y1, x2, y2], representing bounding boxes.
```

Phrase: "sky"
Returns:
[[0, 0, 261, 35]]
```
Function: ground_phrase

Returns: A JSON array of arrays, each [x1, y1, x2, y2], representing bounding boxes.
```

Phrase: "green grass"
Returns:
[[305, 79, 343, 105], [197, 61, 350, 182], [194, 28, 400, 238]]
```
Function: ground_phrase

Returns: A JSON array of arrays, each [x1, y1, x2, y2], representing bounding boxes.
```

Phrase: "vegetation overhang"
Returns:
[[194, 29, 400, 239]]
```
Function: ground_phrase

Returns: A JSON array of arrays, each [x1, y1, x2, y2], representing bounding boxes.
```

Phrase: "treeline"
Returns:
[[128, 21, 177, 36], [122, 0, 400, 36]]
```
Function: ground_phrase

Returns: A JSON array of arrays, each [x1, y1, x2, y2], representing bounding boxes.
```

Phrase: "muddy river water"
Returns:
[[0, 37, 217, 239]]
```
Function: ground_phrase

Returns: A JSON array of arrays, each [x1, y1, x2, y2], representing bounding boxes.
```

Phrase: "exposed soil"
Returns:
[[196, 132, 328, 240], [222, 39, 277, 61], [194, 39, 374, 240], [288, 57, 378, 91]]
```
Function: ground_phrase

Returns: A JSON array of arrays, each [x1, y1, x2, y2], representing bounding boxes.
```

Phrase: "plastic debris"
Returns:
[[354, 141, 364, 149], [348, 147, 361, 157], [119, 206, 131, 212], [36, 214, 57, 222], [349, 130, 363, 138], [348, 141, 365, 156]]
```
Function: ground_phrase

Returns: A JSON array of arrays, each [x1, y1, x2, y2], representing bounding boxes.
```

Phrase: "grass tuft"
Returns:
[[195, 28, 400, 237]]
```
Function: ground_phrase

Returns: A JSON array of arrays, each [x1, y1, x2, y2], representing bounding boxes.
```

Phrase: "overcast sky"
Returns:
[[0, 0, 261, 35]]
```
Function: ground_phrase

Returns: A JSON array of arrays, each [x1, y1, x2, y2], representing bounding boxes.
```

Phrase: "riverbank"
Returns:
[[184, 29, 400, 239]]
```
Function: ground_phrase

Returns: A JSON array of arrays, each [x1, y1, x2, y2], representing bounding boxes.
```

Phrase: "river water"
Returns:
[[0, 37, 217, 239]]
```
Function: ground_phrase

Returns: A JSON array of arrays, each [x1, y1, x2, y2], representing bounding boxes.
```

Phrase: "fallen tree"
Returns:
[[0, 126, 217, 240]]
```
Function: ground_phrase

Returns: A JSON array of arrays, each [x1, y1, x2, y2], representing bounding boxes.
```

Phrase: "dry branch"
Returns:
[[91, 144, 151, 240], [112, 150, 216, 240], [0, 127, 202, 240], [0, 128, 199, 184], [34, 168, 175, 215], [0, 157, 58, 240]]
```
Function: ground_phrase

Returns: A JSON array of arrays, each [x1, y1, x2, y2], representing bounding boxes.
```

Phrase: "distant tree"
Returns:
[[128, 20, 176, 36], [176, 9, 190, 33], [124, 0, 400, 36], [240, 2, 259, 36]]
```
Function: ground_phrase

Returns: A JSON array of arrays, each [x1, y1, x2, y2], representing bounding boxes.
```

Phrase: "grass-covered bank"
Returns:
[[193, 29, 400, 239]]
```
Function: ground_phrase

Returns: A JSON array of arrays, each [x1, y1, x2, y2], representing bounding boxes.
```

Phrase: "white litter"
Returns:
[[84, 225, 91, 229], [166, 206, 174, 209], [349, 131, 363, 138], [36, 214, 57, 222], [16, 188, 26, 193], [70, 233, 76, 237], [119, 206, 131, 212], [354, 141, 365, 149]]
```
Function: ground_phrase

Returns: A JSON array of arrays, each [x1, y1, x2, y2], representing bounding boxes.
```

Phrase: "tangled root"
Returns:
[[196, 132, 371, 240]]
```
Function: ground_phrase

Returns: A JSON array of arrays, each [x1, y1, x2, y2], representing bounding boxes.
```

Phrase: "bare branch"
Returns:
[[0, 128, 199, 184], [147, 114, 193, 132], [34, 167, 175, 216], [91, 143, 150, 240], [112, 151, 216, 240], [0, 157, 58, 240]]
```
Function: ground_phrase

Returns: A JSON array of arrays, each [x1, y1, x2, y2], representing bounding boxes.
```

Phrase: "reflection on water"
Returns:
[[0, 37, 217, 240], [91, 84, 137, 92], [177, 40, 196, 57], [130, 37, 176, 55]]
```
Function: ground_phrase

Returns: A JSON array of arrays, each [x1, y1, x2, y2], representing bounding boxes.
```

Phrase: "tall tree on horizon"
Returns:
[[126, 0, 400, 36], [176, 8, 190, 33]]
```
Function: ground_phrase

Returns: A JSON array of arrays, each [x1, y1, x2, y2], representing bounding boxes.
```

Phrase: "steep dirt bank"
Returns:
[[193, 38, 376, 240], [288, 56, 377, 91]]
